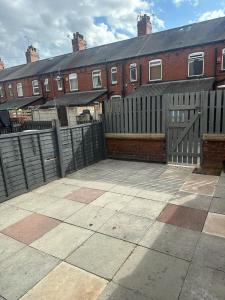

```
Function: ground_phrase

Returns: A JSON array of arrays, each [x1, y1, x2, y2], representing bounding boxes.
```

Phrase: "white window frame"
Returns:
[[56, 76, 63, 91], [44, 78, 50, 92], [110, 95, 121, 100], [188, 52, 204, 77], [222, 48, 225, 71], [130, 63, 137, 82], [111, 67, 117, 84], [69, 73, 78, 91], [0, 85, 3, 98], [16, 82, 23, 97], [92, 70, 102, 89], [149, 59, 162, 81], [8, 83, 13, 96], [32, 80, 40, 95]]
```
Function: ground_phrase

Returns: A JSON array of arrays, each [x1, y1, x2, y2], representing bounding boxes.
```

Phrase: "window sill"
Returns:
[[130, 80, 138, 83], [188, 75, 204, 79], [111, 82, 118, 85], [93, 87, 102, 90], [148, 79, 162, 83]]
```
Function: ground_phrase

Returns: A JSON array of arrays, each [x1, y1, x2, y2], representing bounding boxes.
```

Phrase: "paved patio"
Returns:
[[0, 159, 225, 300]]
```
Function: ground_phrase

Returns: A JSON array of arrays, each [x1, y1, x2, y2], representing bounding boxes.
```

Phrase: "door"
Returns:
[[57, 107, 68, 127]]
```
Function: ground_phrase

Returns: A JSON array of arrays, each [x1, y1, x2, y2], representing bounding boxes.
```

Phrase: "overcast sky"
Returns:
[[0, 0, 225, 68]]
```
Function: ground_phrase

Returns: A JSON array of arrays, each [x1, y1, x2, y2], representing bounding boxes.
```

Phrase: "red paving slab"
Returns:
[[157, 204, 208, 232], [66, 187, 106, 204], [1, 213, 61, 244]]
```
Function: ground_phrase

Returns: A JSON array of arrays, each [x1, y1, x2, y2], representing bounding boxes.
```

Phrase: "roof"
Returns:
[[0, 96, 42, 110], [41, 89, 107, 108], [1, 17, 225, 82], [126, 77, 215, 98]]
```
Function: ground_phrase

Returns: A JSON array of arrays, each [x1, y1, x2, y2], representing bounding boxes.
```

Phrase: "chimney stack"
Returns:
[[25, 45, 39, 63], [72, 32, 87, 52], [137, 14, 152, 37], [0, 58, 5, 71]]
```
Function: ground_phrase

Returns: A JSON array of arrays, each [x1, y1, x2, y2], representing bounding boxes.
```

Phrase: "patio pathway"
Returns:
[[0, 159, 224, 300]]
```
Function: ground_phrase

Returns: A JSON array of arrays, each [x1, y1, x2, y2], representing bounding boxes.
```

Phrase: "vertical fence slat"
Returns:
[[133, 98, 137, 133], [137, 97, 142, 133], [124, 98, 129, 133], [128, 98, 133, 133], [142, 96, 146, 133], [222, 90, 225, 132], [215, 89, 222, 133], [208, 91, 216, 133]]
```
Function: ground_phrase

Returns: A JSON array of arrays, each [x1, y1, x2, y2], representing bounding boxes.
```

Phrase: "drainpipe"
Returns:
[[214, 48, 218, 89]]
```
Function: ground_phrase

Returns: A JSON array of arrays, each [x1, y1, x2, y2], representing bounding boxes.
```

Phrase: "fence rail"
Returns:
[[0, 120, 53, 135]]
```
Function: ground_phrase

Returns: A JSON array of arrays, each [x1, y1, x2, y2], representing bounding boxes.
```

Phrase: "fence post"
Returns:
[[0, 149, 9, 198], [100, 120, 107, 159], [53, 120, 65, 178]]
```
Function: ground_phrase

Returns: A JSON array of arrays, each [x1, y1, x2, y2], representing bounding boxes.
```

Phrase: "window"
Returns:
[[32, 80, 40, 95], [92, 70, 102, 88], [0, 85, 3, 98], [56, 76, 63, 91], [111, 95, 121, 100], [69, 73, 78, 91], [149, 59, 162, 81], [130, 63, 137, 82], [188, 52, 204, 77], [17, 82, 23, 97], [111, 67, 117, 84], [44, 78, 50, 92], [8, 83, 13, 96], [222, 49, 225, 70]]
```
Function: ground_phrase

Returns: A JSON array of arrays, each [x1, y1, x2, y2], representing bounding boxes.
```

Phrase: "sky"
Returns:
[[0, 0, 225, 67]]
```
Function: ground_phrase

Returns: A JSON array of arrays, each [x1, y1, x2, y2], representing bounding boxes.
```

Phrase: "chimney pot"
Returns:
[[0, 58, 5, 71], [25, 45, 39, 63], [72, 32, 87, 52], [137, 14, 152, 37]]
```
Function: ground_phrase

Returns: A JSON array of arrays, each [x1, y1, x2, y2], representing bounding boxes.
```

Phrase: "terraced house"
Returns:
[[0, 15, 225, 125]]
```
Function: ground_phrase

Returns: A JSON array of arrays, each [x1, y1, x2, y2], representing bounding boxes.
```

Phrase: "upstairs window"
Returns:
[[17, 82, 23, 97], [69, 73, 78, 91], [130, 63, 137, 82], [0, 85, 3, 98], [222, 49, 225, 70], [188, 52, 204, 77], [149, 59, 162, 81], [44, 78, 50, 92], [92, 70, 102, 88], [56, 76, 63, 91], [32, 80, 40, 95], [8, 83, 13, 96], [111, 67, 117, 84]]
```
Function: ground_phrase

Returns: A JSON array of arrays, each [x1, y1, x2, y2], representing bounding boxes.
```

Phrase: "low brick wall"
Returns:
[[202, 134, 225, 168], [105, 133, 166, 163]]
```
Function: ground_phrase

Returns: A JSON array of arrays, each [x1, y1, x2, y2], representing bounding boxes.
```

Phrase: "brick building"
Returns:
[[0, 15, 225, 125]]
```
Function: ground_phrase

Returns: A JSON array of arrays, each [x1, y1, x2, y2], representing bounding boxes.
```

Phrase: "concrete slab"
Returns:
[[171, 191, 212, 211], [66, 187, 106, 203], [121, 197, 165, 220], [203, 212, 225, 239], [0, 233, 25, 263], [181, 174, 218, 196], [0, 246, 59, 300], [159, 165, 193, 180], [137, 190, 173, 202], [31, 223, 93, 259], [91, 192, 133, 211], [77, 180, 116, 191], [38, 198, 85, 220], [110, 184, 141, 197], [214, 186, 225, 198], [179, 264, 225, 300], [66, 233, 134, 279], [193, 233, 225, 272], [35, 183, 80, 198], [210, 197, 225, 215], [98, 212, 152, 244], [114, 246, 189, 300], [20, 262, 107, 300], [0, 206, 32, 231], [139, 221, 200, 261], [66, 204, 115, 231]]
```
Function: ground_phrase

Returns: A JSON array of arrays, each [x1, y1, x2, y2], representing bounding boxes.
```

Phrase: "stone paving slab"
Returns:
[[98, 212, 153, 244], [110, 184, 141, 197], [31, 223, 93, 259], [181, 174, 218, 196], [121, 197, 165, 219], [66, 204, 115, 231], [66, 187, 106, 203], [20, 262, 107, 300], [210, 196, 225, 215], [35, 183, 80, 198], [0, 246, 59, 300], [0, 233, 25, 263], [159, 165, 193, 180], [114, 246, 189, 300], [137, 190, 173, 202], [67, 233, 134, 280], [91, 192, 133, 211], [193, 233, 225, 272], [203, 212, 225, 239], [214, 185, 225, 198], [179, 264, 225, 300], [139, 221, 200, 261], [0, 206, 32, 231]]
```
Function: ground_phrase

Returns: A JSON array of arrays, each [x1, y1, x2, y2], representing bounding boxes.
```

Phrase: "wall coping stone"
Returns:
[[203, 134, 225, 141], [105, 133, 165, 140]]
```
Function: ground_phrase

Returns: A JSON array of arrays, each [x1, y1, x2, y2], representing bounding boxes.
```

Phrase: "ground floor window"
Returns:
[[188, 52, 204, 77], [149, 59, 162, 81]]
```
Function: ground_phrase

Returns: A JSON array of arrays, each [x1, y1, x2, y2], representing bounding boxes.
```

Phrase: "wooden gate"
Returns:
[[167, 93, 202, 164]]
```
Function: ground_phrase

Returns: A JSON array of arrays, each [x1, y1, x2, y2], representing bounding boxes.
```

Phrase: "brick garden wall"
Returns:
[[106, 133, 166, 163], [202, 134, 225, 168]]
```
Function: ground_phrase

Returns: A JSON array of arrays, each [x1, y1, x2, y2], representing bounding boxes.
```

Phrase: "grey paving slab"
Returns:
[[214, 186, 225, 198], [66, 233, 134, 280], [170, 191, 212, 211], [121, 197, 165, 220], [38, 198, 85, 220], [6, 192, 36, 206], [97, 282, 148, 300], [0, 246, 59, 300], [179, 264, 225, 300], [36, 183, 80, 198], [31, 223, 93, 259], [114, 246, 189, 300], [193, 233, 225, 272], [137, 189, 173, 202], [210, 196, 225, 215], [110, 184, 141, 196], [98, 212, 153, 244], [0, 233, 25, 263], [0, 206, 32, 231], [91, 192, 133, 211], [139, 221, 200, 261]]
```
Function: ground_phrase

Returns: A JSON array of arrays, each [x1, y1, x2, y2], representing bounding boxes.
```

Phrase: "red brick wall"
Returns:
[[202, 134, 225, 168], [106, 133, 166, 163]]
